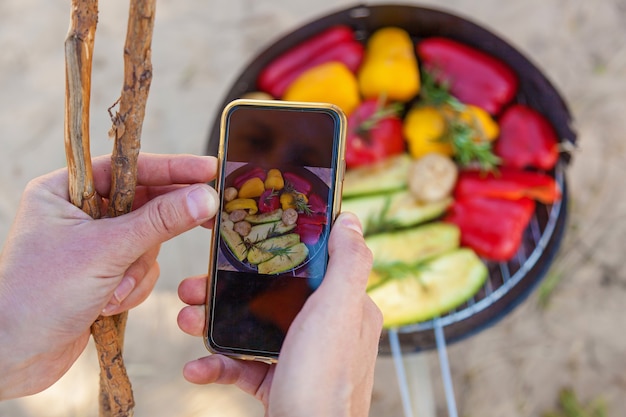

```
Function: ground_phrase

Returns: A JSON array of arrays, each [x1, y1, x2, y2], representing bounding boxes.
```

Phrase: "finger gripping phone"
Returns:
[[205, 99, 347, 363]]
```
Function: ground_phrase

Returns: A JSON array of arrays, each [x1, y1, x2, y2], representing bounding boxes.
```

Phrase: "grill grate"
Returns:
[[388, 161, 568, 348]]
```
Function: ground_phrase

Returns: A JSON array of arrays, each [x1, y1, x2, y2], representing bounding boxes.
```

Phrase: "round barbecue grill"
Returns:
[[205, 4, 576, 415]]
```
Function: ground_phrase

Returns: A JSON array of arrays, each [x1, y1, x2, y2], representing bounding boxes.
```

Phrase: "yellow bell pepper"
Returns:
[[280, 192, 308, 211], [283, 61, 361, 116], [458, 105, 499, 142], [404, 104, 500, 159], [238, 177, 265, 198], [225, 198, 258, 215], [403, 105, 454, 159], [358, 27, 420, 102], [264, 168, 284, 191]]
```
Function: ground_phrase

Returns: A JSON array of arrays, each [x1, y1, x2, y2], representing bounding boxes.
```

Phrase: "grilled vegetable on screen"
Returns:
[[220, 167, 328, 275]]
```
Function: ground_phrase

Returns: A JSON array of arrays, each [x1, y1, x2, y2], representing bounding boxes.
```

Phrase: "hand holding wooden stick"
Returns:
[[64, 0, 157, 416]]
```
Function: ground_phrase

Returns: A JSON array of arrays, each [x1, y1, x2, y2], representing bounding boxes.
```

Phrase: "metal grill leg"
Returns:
[[434, 318, 459, 417], [389, 329, 436, 417], [389, 323, 459, 417], [389, 329, 415, 417]]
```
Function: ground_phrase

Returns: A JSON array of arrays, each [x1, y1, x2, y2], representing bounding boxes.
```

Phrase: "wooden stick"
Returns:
[[91, 314, 134, 417], [64, 0, 101, 218], [108, 0, 156, 217], [64, 1, 135, 416], [93, 1, 157, 415]]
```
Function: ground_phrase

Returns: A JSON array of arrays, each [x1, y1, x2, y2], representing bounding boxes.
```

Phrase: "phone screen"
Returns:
[[206, 100, 346, 361]]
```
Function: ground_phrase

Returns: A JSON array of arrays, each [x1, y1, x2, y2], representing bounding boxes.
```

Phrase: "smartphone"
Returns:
[[205, 99, 347, 363]]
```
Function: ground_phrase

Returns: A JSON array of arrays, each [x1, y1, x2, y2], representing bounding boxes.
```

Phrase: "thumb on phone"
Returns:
[[319, 212, 373, 299], [104, 184, 218, 261]]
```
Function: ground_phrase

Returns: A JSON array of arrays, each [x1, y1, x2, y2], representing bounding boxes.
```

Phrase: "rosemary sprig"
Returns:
[[358, 101, 404, 134], [265, 222, 283, 239], [447, 118, 501, 171], [420, 70, 500, 172], [372, 261, 430, 290], [241, 238, 256, 253], [259, 244, 294, 258], [282, 181, 296, 194], [261, 188, 278, 204], [420, 70, 464, 110], [363, 196, 402, 236], [282, 182, 312, 215], [293, 193, 312, 215]]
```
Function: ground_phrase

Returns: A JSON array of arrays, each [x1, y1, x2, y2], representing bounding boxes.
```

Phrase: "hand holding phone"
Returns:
[[181, 212, 383, 415], [206, 99, 347, 362]]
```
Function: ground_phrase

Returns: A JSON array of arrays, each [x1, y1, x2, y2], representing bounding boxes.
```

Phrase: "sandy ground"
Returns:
[[1, 0, 625, 416]]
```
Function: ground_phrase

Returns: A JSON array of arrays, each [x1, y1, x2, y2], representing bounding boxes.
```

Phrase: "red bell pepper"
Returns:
[[295, 223, 324, 245], [345, 99, 405, 168], [258, 189, 280, 213], [297, 212, 327, 225], [295, 211, 328, 245], [455, 168, 561, 204], [233, 167, 266, 188], [257, 25, 365, 98], [307, 193, 327, 214], [494, 104, 560, 171], [445, 196, 535, 261], [283, 172, 312, 195], [417, 37, 518, 115]]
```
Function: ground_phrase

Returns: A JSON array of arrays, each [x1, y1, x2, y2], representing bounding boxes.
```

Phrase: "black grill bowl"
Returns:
[[205, 4, 576, 352]]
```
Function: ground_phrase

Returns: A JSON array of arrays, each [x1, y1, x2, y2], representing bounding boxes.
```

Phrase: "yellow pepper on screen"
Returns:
[[238, 177, 265, 198], [225, 198, 258, 214], [358, 27, 420, 102], [280, 192, 308, 211], [264, 168, 284, 191]]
